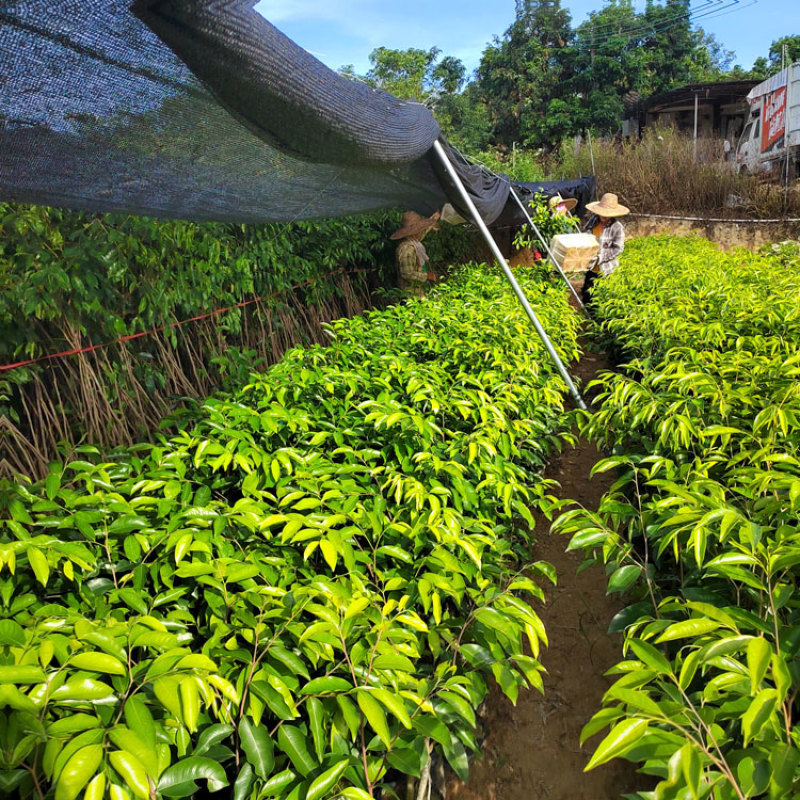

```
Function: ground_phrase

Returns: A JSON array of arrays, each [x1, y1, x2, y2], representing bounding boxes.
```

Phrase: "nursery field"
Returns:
[[0, 202, 475, 477], [1, 264, 579, 800], [5, 232, 800, 800], [557, 235, 800, 799]]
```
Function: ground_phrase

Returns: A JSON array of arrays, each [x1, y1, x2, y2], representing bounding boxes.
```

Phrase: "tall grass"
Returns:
[[472, 147, 547, 182], [549, 129, 800, 219]]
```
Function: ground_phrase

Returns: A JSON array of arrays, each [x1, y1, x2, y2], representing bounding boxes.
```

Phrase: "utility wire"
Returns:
[[577, 4, 734, 49], [578, 0, 723, 37], [574, 0, 753, 48], [585, 0, 749, 45]]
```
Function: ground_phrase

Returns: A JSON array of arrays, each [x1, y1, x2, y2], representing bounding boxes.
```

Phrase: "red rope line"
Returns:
[[1, 266, 366, 373]]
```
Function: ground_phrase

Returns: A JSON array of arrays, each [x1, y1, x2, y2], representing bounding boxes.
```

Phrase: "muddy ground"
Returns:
[[444, 294, 649, 800]]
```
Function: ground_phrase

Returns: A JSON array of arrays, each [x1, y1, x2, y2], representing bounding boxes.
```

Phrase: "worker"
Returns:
[[581, 193, 629, 306], [390, 210, 441, 298], [548, 193, 577, 217]]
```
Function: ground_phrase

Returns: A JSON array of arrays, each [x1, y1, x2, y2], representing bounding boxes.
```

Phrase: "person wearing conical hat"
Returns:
[[390, 209, 440, 298], [581, 193, 629, 306], [548, 193, 577, 216]]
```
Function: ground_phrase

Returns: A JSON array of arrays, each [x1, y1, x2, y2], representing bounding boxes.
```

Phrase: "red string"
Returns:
[[1, 267, 364, 373]]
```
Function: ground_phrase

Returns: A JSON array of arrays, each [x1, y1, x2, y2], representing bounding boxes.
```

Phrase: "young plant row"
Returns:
[[0, 202, 476, 475], [2, 264, 579, 800], [556, 236, 800, 799]]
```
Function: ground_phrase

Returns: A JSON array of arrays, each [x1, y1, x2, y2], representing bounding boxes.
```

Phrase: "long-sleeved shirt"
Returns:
[[586, 216, 625, 275], [396, 238, 429, 295]]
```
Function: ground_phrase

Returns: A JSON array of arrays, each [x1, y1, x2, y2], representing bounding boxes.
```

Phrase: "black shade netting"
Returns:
[[515, 176, 597, 220], [0, 0, 454, 222], [0, 0, 590, 229], [488, 176, 598, 228]]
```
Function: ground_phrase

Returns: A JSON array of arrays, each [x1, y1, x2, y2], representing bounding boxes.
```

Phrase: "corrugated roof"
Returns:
[[645, 80, 758, 112]]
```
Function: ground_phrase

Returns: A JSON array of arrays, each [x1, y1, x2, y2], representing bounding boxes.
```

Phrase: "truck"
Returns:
[[735, 62, 800, 179]]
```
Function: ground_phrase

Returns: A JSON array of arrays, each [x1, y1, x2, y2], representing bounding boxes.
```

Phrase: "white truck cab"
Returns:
[[735, 62, 800, 179]]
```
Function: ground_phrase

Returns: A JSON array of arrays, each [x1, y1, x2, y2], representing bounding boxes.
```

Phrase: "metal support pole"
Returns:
[[784, 60, 793, 199], [509, 187, 587, 311], [432, 140, 587, 411], [693, 91, 699, 162]]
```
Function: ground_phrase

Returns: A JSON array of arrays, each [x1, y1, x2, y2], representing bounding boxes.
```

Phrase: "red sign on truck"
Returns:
[[762, 86, 787, 152]]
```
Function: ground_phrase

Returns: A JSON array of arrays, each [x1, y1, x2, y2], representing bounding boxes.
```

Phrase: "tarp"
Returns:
[[747, 67, 788, 105], [503, 176, 597, 226]]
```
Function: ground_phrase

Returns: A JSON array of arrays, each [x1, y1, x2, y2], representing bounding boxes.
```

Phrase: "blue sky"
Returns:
[[254, 0, 791, 77]]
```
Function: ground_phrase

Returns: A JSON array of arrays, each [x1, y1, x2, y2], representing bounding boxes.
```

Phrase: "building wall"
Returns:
[[646, 102, 728, 137], [626, 214, 800, 250]]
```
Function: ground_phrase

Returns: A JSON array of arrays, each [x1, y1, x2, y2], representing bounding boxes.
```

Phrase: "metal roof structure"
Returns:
[[646, 80, 758, 112]]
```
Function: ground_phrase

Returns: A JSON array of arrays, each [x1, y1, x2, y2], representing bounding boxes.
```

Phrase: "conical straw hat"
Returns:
[[585, 193, 629, 217], [390, 210, 441, 240]]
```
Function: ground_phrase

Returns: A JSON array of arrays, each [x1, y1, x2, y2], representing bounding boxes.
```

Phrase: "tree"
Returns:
[[768, 35, 800, 72], [346, 35, 518, 154], [431, 56, 467, 96], [639, 0, 696, 95], [365, 46, 442, 101], [579, 0, 722, 94], [725, 35, 800, 82], [749, 57, 769, 81], [475, 0, 576, 151], [434, 85, 494, 152], [364, 46, 466, 105], [353, 46, 488, 150], [572, 0, 648, 134], [687, 28, 735, 81]]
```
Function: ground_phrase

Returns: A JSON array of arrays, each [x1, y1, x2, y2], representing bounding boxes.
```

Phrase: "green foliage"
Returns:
[[467, 0, 732, 147], [635, 0, 696, 95], [574, 0, 645, 99], [513, 192, 579, 252], [568, 0, 732, 130], [571, 0, 652, 132], [472, 148, 546, 183], [344, 48, 490, 152], [0, 203, 476, 474], [0, 204, 396, 369], [688, 28, 736, 82], [421, 217, 478, 270], [768, 37, 800, 73], [556, 235, 800, 798], [1, 263, 580, 800], [476, 0, 575, 151], [365, 47, 465, 102], [434, 86, 495, 154]]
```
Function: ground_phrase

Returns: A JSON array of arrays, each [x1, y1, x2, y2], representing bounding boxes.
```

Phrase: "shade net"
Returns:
[[0, 0, 587, 227], [515, 177, 597, 220]]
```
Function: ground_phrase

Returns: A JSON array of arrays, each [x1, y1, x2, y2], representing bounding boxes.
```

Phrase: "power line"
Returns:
[[578, 0, 721, 37], [577, 3, 731, 47], [574, 0, 754, 48]]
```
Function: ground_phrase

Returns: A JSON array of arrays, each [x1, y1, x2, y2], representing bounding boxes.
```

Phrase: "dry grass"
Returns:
[[551, 129, 800, 219]]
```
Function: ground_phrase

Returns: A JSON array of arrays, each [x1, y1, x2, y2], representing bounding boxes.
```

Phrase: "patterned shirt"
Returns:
[[585, 215, 625, 275], [396, 238, 428, 295], [595, 218, 625, 275]]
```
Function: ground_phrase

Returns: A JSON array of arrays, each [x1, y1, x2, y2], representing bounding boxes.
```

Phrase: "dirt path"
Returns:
[[445, 310, 648, 800]]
